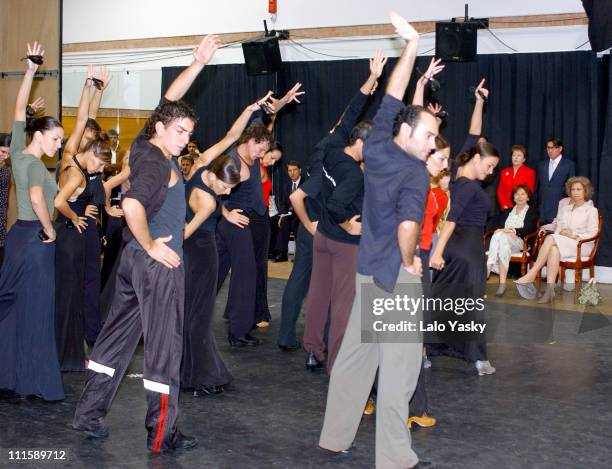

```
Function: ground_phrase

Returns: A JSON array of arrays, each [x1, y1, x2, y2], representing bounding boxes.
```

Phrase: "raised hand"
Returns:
[[369, 50, 388, 79], [389, 11, 419, 42], [268, 82, 305, 113], [421, 57, 445, 80], [26, 42, 45, 72], [427, 102, 443, 115], [193, 34, 221, 65], [474, 78, 489, 102], [94, 66, 112, 90], [28, 97, 46, 115], [249, 90, 274, 112]]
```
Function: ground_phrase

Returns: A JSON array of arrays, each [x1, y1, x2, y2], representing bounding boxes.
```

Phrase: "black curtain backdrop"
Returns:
[[162, 51, 611, 266]]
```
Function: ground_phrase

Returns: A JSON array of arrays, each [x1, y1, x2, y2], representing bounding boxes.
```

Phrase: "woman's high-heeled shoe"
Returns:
[[537, 283, 556, 304], [515, 281, 537, 300], [306, 351, 323, 372]]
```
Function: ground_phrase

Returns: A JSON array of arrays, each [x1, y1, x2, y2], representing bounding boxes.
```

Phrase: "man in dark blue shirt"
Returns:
[[318, 14, 439, 468]]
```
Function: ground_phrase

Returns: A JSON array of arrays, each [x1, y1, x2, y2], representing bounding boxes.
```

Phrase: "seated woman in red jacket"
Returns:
[[496, 144, 535, 210]]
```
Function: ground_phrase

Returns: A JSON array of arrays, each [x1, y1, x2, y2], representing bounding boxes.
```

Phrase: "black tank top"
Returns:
[[185, 167, 221, 233], [57, 156, 97, 222]]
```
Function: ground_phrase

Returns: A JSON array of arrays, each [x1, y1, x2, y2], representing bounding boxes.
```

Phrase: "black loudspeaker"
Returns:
[[435, 21, 478, 62], [242, 36, 282, 76], [582, 0, 612, 52]]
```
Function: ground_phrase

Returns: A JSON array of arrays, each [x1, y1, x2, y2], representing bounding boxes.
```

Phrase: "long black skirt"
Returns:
[[54, 219, 102, 371], [181, 231, 232, 388], [0, 221, 64, 400], [430, 224, 488, 362]]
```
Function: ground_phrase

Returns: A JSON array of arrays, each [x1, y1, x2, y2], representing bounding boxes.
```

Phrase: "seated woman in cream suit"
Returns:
[[515, 176, 598, 303]]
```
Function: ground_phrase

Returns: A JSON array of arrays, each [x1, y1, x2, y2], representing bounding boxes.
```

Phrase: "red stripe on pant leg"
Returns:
[[152, 394, 168, 452]]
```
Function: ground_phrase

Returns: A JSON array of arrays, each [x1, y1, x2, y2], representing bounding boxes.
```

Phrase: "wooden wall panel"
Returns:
[[62, 115, 150, 154], [0, 0, 59, 131]]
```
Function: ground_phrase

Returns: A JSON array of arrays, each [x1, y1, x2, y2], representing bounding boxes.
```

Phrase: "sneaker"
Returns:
[[475, 360, 496, 376], [363, 396, 375, 415], [423, 358, 432, 369], [408, 413, 437, 429]]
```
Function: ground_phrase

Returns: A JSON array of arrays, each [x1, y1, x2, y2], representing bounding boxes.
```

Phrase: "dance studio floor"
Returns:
[[1, 274, 611, 468]]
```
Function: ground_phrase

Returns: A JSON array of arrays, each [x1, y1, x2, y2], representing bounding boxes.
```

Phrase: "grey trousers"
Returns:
[[319, 269, 422, 469]]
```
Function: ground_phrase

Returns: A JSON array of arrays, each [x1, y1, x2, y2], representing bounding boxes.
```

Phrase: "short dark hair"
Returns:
[[348, 120, 372, 145], [546, 137, 563, 148], [143, 99, 197, 140], [182, 155, 194, 164], [207, 154, 240, 185], [511, 183, 532, 200], [287, 160, 301, 169], [392, 105, 434, 137], [237, 125, 273, 146], [0, 133, 11, 148]]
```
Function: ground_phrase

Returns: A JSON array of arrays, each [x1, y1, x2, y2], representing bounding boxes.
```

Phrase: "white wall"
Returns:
[[62, 0, 585, 43], [61, 24, 592, 110]]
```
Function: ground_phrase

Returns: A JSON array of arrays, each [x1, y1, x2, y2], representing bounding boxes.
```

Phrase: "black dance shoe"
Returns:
[[193, 385, 224, 397], [306, 351, 324, 371], [228, 333, 261, 347], [272, 253, 288, 263], [278, 343, 301, 352], [68, 422, 109, 439], [147, 430, 198, 453]]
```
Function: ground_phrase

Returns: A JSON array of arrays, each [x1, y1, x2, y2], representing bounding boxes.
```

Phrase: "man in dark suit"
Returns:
[[535, 137, 576, 224], [271, 161, 304, 262]]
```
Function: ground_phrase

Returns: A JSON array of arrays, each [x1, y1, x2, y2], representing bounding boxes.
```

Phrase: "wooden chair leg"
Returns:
[[521, 262, 526, 276], [560, 267, 565, 287], [589, 265, 595, 280]]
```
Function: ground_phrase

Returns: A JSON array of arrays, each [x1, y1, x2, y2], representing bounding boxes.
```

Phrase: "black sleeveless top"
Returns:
[[57, 156, 98, 222], [185, 167, 221, 233], [225, 146, 267, 216]]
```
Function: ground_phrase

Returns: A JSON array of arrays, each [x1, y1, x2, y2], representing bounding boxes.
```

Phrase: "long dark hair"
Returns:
[[25, 116, 63, 139], [207, 154, 240, 184], [455, 142, 499, 167]]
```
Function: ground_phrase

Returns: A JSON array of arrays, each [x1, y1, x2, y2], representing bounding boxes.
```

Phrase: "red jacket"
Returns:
[[420, 188, 449, 250], [496, 164, 536, 210]]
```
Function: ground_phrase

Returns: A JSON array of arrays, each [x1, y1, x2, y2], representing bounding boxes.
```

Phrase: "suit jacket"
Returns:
[[495, 204, 539, 239], [277, 176, 305, 214], [535, 157, 575, 224], [496, 164, 536, 210]]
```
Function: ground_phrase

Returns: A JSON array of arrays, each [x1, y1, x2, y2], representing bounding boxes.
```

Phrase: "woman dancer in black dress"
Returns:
[[429, 142, 499, 376], [182, 154, 240, 395], [54, 133, 111, 371]]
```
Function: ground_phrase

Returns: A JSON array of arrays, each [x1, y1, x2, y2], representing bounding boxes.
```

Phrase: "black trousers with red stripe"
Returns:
[[73, 244, 184, 451]]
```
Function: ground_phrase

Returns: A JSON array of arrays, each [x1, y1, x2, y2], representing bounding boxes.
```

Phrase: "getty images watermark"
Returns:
[[359, 281, 562, 344], [360, 283, 490, 344]]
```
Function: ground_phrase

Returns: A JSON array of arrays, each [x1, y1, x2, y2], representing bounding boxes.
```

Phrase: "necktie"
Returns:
[[549, 160, 556, 180], [292, 182, 297, 192]]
